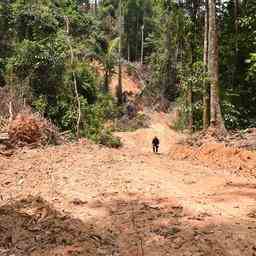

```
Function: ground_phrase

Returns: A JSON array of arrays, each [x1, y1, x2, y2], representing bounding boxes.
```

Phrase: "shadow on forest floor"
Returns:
[[0, 194, 256, 256]]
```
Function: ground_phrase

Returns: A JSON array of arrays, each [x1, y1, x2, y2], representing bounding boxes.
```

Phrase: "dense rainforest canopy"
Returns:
[[0, 0, 255, 141]]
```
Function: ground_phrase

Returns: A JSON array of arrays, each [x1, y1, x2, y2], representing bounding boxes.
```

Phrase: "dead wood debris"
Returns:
[[179, 127, 256, 151], [8, 111, 61, 147]]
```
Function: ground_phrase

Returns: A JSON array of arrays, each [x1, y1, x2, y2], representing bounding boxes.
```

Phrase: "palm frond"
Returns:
[[107, 37, 120, 57]]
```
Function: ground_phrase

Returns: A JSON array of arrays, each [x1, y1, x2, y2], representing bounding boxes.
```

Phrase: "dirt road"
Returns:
[[1, 111, 256, 255]]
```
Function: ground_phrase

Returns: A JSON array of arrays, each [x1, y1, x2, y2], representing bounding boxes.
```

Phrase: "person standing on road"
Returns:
[[152, 136, 160, 153]]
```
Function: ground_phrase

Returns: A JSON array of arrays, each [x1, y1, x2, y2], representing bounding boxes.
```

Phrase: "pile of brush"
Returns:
[[7, 111, 60, 147]]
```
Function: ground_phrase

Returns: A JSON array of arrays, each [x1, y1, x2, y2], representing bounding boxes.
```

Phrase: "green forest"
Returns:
[[0, 0, 255, 142]]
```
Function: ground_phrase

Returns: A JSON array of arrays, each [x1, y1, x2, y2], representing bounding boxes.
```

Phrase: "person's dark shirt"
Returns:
[[152, 137, 159, 146]]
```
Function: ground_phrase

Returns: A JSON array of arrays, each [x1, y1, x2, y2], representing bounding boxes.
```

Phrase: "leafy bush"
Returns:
[[221, 91, 241, 129], [32, 95, 47, 115], [11, 0, 60, 41], [247, 53, 256, 85], [98, 130, 122, 148], [172, 95, 189, 131]]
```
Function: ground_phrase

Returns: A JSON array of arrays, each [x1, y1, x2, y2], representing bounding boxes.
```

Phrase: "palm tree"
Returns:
[[85, 37, 119, 93]]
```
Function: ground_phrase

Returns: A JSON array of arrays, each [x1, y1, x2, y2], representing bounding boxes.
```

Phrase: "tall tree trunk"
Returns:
[[128, 41, 130, 62], [208, 0, 226, 133], [187, 43, 194, 132], [135, 15, 139, 61], [232, 0, 239, 87], [116, 0, 123, 105], [187, 0, 198, 132], [141, 24, 144, 65], [94, 0, 97, 15], [234, 0, 239, 52], [203, 0, 210, 129]]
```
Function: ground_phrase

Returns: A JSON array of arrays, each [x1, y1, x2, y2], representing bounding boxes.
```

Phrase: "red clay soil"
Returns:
[[170, 142, 256, 176], [92, 61, 141, 96]]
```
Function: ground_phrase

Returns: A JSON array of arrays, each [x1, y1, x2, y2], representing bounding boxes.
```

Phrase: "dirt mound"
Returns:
[[184, 127, 256, 151], [8, 111, 60, 147], [170, 142, 256, 174]]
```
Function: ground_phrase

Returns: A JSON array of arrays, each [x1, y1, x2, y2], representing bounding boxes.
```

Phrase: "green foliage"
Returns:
[[56, 90, 119, 142], [85, 36, 119, 91], [66, 8, 99, 38], [221, 94, 240, 129], [65, 63, 97, 104], [32, 95, 47, 114], [147, 4, 189, 100], [175, 62, 206, 131], [11, 0, 61, 41], [176, 60, 243, 131], [7, 33, 67, 122], [172, 96, 189, 131], [98, 129, 122, 148], [247, 53, 256, 80], [157, 0, 256, 131], [126, 63, 135, 76], [99, 0, 153, 62], [99, 0, 118, 19], [0, 0, 121, 144], [219, 0, 256, 129]]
